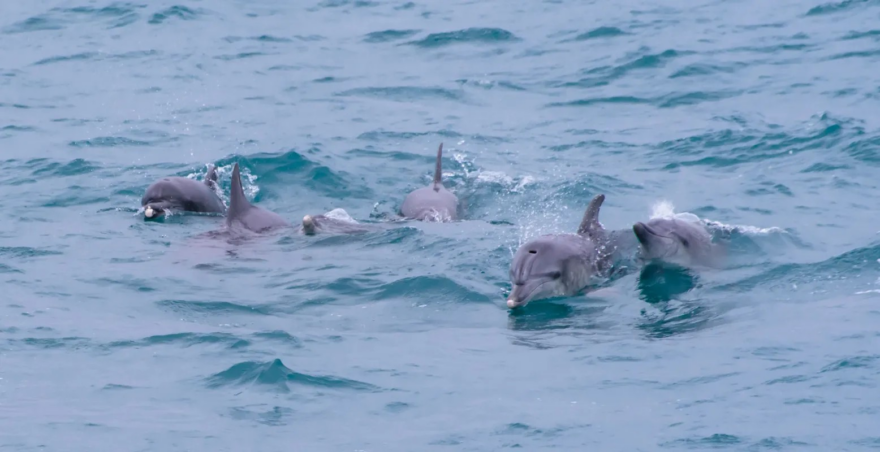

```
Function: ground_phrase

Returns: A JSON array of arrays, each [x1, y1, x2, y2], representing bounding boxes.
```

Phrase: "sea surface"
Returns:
[[2, 0, 880, 450]]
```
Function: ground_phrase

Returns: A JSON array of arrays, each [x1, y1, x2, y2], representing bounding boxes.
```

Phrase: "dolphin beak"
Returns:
[[302, 215, 317, 235], [633, 222, 651, 245], [145, 206, 155, 218], [506, 285, 531, 309]]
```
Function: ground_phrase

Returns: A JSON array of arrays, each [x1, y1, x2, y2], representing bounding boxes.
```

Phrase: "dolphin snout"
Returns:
[[633, 222, 652, 244]]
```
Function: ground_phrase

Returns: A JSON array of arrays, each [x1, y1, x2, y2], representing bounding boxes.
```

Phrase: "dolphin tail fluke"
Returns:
[[432, 143, 443, 190], [577, 194, 606, 239], [227, 162, 252, 225]]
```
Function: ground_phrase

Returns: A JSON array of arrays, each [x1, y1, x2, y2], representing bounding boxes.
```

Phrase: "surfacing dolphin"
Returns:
[[141, 165, 225, 219], [400, 143, 459, 222], [507, 194, 632, 309], [225, 162, 290, 234], [633, 217, 723, 268], [301, 208, 379, 235]]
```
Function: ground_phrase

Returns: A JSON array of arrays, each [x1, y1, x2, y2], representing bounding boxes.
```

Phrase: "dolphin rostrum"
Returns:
[[400, 143, 459, 222], [507, 194, 632, 309], [141, 165, 225, 219]]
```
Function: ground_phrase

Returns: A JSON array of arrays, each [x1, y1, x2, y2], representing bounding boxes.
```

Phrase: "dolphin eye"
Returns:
[[528, 250, 537, 254], [680, 238, 690, 247], [551, 271, 562, 279]]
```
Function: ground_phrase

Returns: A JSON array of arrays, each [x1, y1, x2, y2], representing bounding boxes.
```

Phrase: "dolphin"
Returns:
[[301, 208, 378, 235], [507, 194, 632, 309], [225, 162, 290, 233], [141, 165, 225, 219], [400, 143, 459, 222], [632, 217, 722, 268]]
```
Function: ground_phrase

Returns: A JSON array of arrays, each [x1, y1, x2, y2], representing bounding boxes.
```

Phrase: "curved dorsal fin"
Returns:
[[432, 143, 443, 191], [227, 162, 252, 225], [577, 194, 606, 239]]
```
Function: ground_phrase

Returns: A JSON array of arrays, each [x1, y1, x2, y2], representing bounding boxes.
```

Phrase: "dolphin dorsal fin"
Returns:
[[227, 162, 252, 225], [204, 164, 218, 188], [432, 143, 443, 191], [577, 194, 606, 239]]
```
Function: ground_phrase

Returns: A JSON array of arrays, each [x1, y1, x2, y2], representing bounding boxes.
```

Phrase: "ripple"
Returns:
[[214, 52, 270, 61], [806, 0, 873, 16], [3, 3, 144, 33], [669, 62, 747, 78], [336, 86, 466, 103], [68, 137, 153, 147], [33, 52, 98, 66], [718, 243, 880, 293], [228, 405, 293, 426], [661, 433, 743, 448], [572, 26, 627, 41], [842, 29, 880, 40], [108, 332, 248, 349], [821, 355, 879, 372], [206, 359, 380, 393], [155, 299, 272, 317], [149, 5, 201, 25], [364, 29, 420, 43], [556, 49, 686, 89], [407, 28, 520, 48], [372, 276, 492, 303], [0, 247, 63, 259]]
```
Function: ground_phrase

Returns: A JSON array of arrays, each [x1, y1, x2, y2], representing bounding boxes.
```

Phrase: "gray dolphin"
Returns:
[[400, 143, 459, 222], [141, 165, 225, 218], [225, 162, 290, 233], [507, 194, 625, 309], [301, 209, 378, 235], [633, 217, 722, 268]]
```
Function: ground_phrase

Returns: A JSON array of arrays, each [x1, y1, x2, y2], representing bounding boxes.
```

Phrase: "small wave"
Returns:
[[842, 30, 880, 40], [107, 332, 247, 349], [573, 26, 627, 41], [669, 62, 747, 78], [3, 4, 144, 33], [156, 299, 272, 317], [316, 0, 378, 7], [407, 28, 520, 48], [214, 52, 270, 61], [206, 359, 379, 393], [0, 247, 63, 259], [364, 29, 420, 43], [372, 276, 493, 303], [336, 86, 466, 103], [148, 5, 201, 25], [69, 137, 152, 147], [356, 129, 463, 141], [806, 0, 873, 16], [548, 96, 649, 107]]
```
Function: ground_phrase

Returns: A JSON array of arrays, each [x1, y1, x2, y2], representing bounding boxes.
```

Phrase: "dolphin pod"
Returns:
[[138, 145, 723, 309]]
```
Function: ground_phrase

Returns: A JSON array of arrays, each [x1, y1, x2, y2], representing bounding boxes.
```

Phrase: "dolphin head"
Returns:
[[633, 218, 710, 265], [507, 235, 596, 309]]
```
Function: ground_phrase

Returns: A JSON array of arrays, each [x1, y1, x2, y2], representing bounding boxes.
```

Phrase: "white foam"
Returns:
[[323, 208, 357, 223], [649, 199, 785, 235]]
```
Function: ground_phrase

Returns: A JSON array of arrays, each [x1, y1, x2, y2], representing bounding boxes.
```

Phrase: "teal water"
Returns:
[[3, 0, 880, 450]]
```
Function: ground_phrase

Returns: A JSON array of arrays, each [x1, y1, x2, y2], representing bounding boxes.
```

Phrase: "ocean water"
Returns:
[[3, 0, 880, 450]]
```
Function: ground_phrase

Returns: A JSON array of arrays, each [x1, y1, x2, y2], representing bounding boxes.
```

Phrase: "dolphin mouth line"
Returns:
[[507, 280, 551, 308]]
